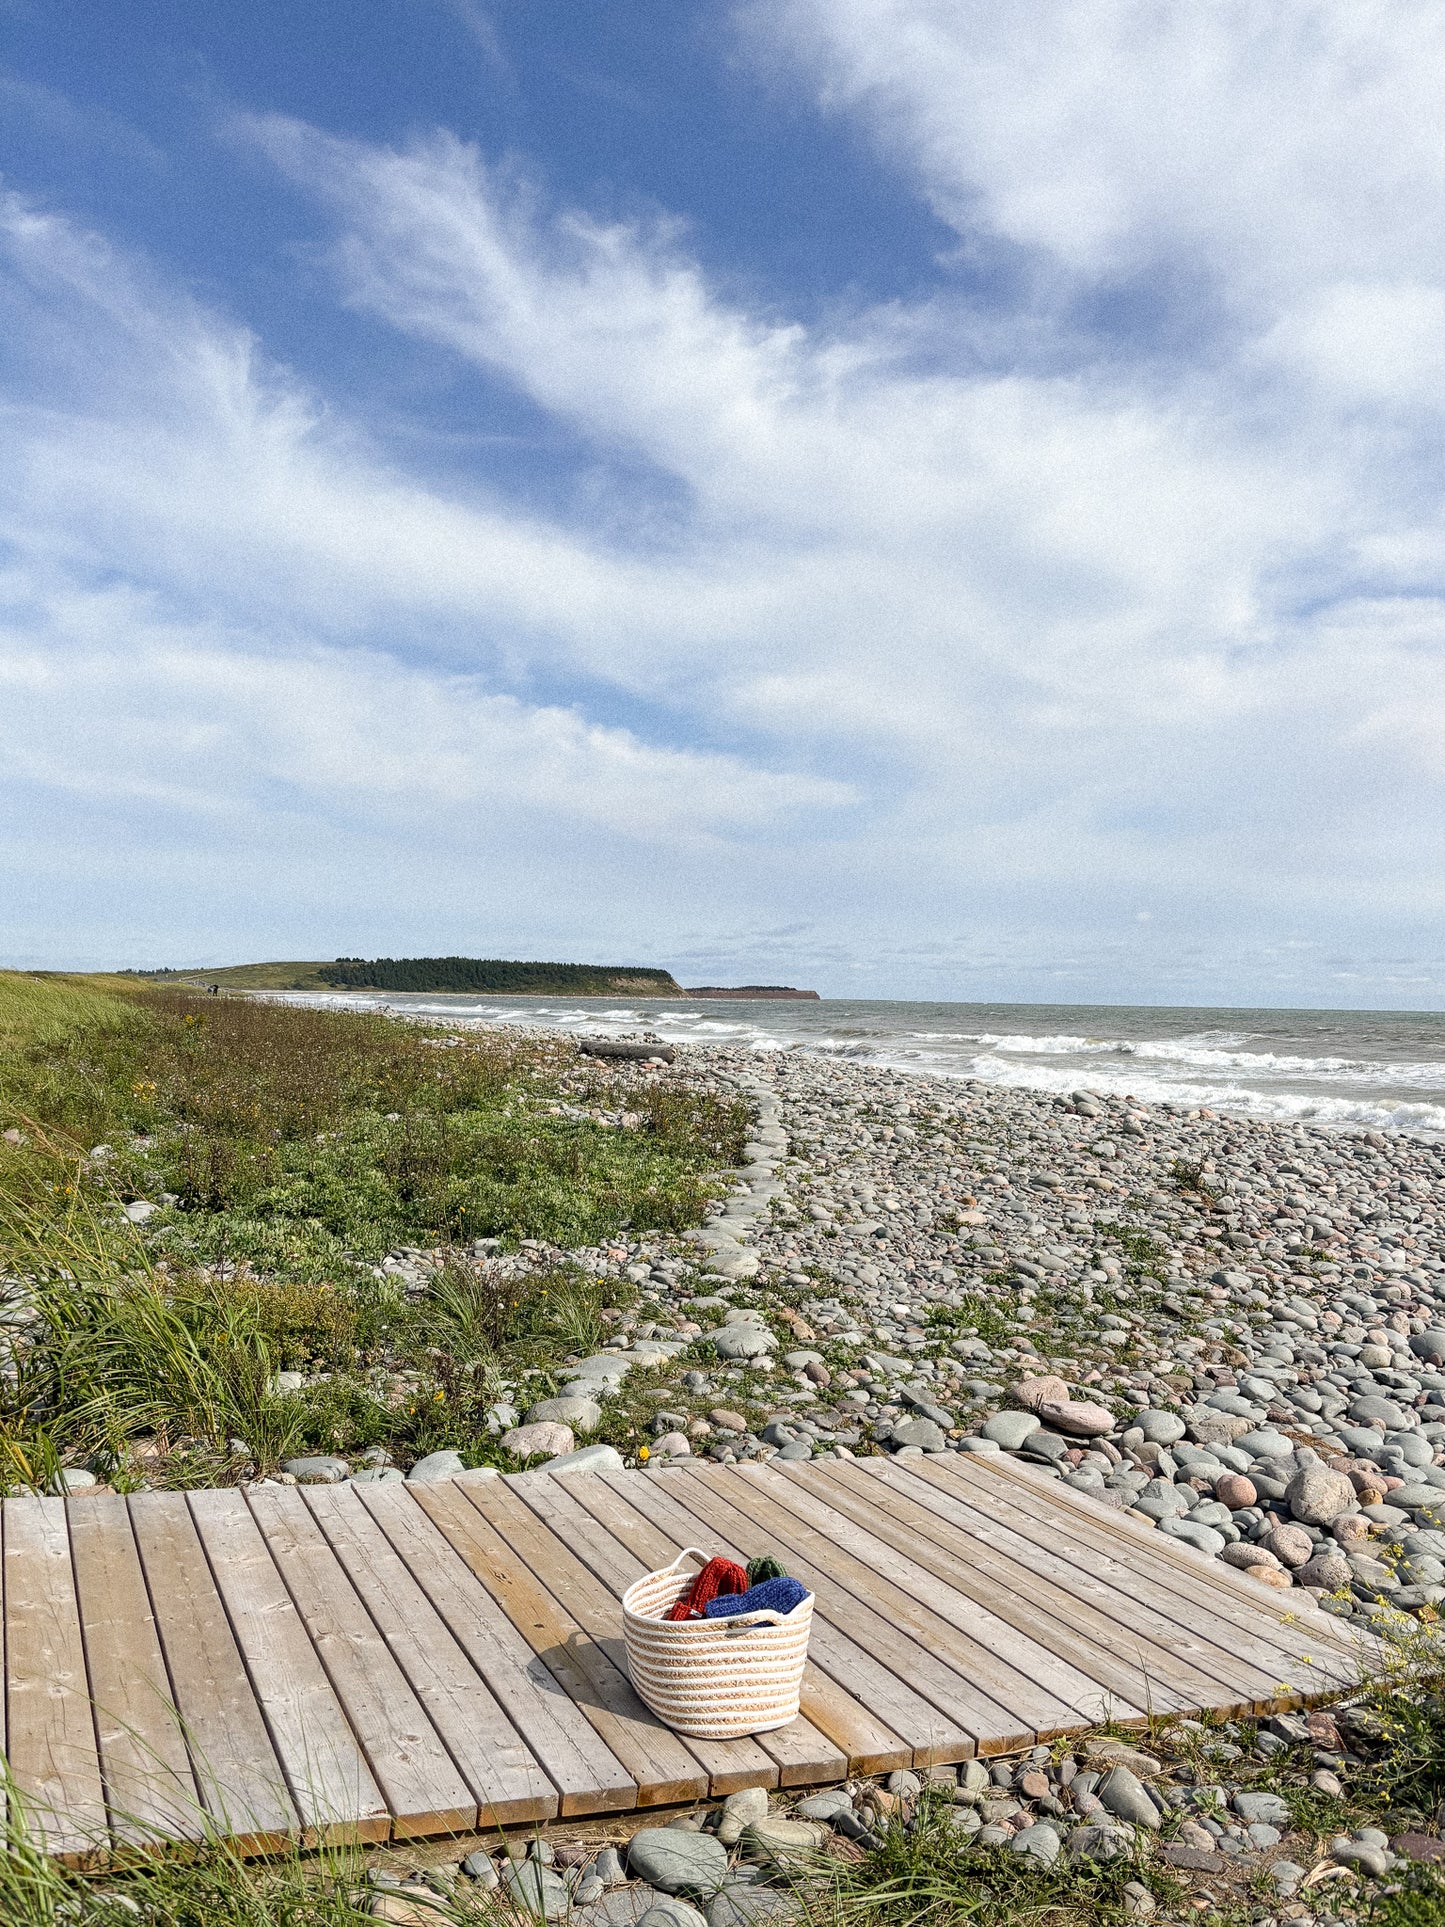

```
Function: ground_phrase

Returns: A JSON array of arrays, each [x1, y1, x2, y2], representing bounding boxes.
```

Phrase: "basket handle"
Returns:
[[660, 1547, 712, 1576], [722, 1610, 789, 1631]]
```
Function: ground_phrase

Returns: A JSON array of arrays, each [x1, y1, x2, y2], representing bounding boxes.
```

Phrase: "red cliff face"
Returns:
[[683, 986, 821, 1000]]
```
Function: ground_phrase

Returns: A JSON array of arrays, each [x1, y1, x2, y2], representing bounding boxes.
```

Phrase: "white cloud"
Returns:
[[6, 30, 1445, 995]]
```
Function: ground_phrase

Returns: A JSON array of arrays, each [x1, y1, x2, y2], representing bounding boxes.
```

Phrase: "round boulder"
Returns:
[[1285, 1462, 1358, 1527], [1214, 1472, 1257, 1510], [525, 1395, 603, 1433], [1136, 1409, 1186, 1446], [1262, 1522, 1314, 1568], [982, 1410, 1042, 1450], [709, 1322, 777, 1361], [1297, 1548, 1352, 1590], [504, 1422, 575, 1461]]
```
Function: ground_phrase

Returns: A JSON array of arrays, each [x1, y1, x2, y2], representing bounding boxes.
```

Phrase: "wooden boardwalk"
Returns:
[[1, 1456, 1372, 1862]]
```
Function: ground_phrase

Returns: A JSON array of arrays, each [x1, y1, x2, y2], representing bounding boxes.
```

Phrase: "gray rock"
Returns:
[[707, 1890, 790, 1927], [1286, 1462, 1357, 1525], [594, 1848, 626, 1889], [1136, 1409, 1186, 1445], [1332, 1842, 1392, 1878], [1269, 1860, 1305, 1894], [794, 1790, 855, 1822], [1233, 1791, 1290, 1827], [580, 1888, 662, 1927], [637, 1902, 709, 1927], [1350, 1395, 1407, 1428], [526, 1396, 604, 1432], [890, 1419, 947, 1452], [628, 1829, 730, 1895], [1297, 1549, 1352, 1589], [546, 1443, 626, 1474], [1156, 1517, 1226, 1556], [1247, 1823, 1282, 1849], [503, 1860, 571, 1919], [282, 1455, 349, 1483], [1097, 1765, 1161, 1829], [717, 1785, 768, 1845], [406, 1450, 466, 1482], [1009, 1821, 1061, 1866], [709, 1324, 777, 1361], [347, 1466, 405, 1483], [460, 1850, 499, 1887], [51, 1467, 98, 1493], [982, 1411, 1042, 1449], [1068, 1824, 1131, 1863]]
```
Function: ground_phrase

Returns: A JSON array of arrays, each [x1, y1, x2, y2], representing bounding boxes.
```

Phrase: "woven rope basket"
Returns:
[[622, 1548, 814, 1739]]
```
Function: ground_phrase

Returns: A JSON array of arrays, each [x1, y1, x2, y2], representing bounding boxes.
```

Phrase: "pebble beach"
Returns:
[[424, 1032, 1445, 1627]]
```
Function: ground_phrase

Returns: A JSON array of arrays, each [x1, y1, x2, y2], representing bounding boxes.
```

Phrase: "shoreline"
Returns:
[[527, 1030, 1445, 1624]]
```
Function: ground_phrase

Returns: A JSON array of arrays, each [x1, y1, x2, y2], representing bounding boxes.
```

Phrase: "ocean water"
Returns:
[[280, 993, 1445, 1136]]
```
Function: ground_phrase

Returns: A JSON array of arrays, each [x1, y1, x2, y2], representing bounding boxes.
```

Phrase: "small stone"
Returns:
[[1297, 1549, 1352, 1590], [717, 1785, 769, 1845], [628, 1828, 730, 1895], [1136, 1409, 1186, 1445], [1097, 1764, 1161, 1828], [886, 1770, 922, 1798], [1038, 1398, 1116, 1438], [1215, 1473, 1258, 1510], [1286, 1463, 1358, 1526], [458, 1851, 498, 1886], [503, 1423, 575, 1461], [740, 1818, 825, 1862], [1163, 1843, 1224, 1872], [709, 1324, 778, 1361], [890, 1418, 946, 1452], [710, 1410, 749, 1432], [637, 1902, 710, 1927], [982, 1411, 1043, 1449], [1332, 1842, 1391, 1877], [1234, 1791, 1291, 1827], [1014, 1374, 1070, 1412], [794, 1790, 855, 1822], [1009, 1821, 1061, 1866], [594, 1847, 626, 1888], [404, 1450, 466, 1482], [706, 1889, 790, 1927], [503, 1861, 571, 1920], [1248, 1823, 1282, 1849], [1084, 1739, 1163, 1779], [282, 1455, 349, 1484], [1262, 1523, 1314, 1567], [1269, 1860, 1305, 1894], [526, 1396, 604, 1432], [1121, 1881, 1156, 1918]]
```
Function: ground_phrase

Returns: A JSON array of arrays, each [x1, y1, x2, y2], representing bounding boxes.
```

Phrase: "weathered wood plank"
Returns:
[[67, 1494, 201, 1848], [304, 1485, 557, 1829], [246, 1486, 476, 1839], [129, 1492, 298, 1854], [412, 1478, 706, 1806], [3, 1497, 107, 1863], [354, 1482, 636, 1817], [187, 1489, 389, 1845]]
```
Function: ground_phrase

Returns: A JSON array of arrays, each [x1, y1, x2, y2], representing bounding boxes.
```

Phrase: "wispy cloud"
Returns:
[[5, 13, 1445, 995]]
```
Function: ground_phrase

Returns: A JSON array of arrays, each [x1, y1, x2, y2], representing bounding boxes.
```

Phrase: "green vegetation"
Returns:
[[317, 956, 684, 995], [131, 957, 687, 995], [0, 972, 746, 1489]]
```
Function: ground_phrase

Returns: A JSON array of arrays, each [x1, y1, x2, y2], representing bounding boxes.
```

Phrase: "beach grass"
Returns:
[[0, 972, 746, 1488]]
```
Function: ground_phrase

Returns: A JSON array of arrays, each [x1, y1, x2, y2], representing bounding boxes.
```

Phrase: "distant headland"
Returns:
[[129, 957, 820, 999]]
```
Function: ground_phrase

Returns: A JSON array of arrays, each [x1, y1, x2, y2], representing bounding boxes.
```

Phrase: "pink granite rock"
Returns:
[[1038, 1398, 1115, 1438]]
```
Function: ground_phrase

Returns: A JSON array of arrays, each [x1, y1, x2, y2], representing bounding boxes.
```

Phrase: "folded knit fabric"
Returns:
[[702, 1576, 810, 1619], [666, 1555, 748, 1621]]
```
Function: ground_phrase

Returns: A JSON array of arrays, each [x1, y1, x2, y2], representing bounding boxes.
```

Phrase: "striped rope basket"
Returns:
[[622, 1547, 814, 1739]]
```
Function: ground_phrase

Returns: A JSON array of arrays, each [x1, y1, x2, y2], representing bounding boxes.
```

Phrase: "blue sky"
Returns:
[[5, 0, 1445, 1004]]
